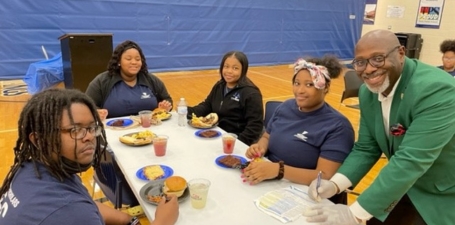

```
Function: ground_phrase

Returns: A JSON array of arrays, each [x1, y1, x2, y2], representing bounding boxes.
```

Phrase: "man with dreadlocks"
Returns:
[[0, 89, 179, 225]]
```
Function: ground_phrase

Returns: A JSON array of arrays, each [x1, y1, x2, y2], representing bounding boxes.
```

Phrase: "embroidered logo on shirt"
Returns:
[[141, 92, 151, 99], [231, 92, 240, 102], [294, 131, 308, 141]]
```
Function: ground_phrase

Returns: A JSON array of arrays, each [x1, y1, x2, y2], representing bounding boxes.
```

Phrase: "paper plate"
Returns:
[[119, 132, 156, 146], [188, 120, 217, 129]]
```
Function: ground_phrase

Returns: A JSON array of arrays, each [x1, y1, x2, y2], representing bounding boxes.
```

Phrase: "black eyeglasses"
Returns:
[[351, 46, 400, 72], [60, 126, 102, 140]]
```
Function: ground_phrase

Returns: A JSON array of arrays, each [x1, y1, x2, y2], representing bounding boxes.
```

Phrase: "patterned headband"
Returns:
[[293, 59, 331, 89]]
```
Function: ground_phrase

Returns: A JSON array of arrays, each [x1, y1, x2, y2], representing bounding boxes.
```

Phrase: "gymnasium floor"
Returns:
[[0, 65, 387, 224]]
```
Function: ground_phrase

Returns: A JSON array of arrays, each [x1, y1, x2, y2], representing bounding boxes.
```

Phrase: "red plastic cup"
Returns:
[[153, 135, 168, 157], [222, 133, 237, 154]]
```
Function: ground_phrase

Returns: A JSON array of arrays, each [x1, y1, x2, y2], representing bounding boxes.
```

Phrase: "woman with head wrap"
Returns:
[[242, 55, 354, 204]]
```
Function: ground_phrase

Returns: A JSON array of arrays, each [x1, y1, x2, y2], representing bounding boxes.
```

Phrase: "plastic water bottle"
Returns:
[[177, 97, 188, 126]]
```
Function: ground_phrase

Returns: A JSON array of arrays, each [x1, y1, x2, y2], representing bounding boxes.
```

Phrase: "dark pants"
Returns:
[[329, 191, 347, 204], [367, 195, 426, 225]]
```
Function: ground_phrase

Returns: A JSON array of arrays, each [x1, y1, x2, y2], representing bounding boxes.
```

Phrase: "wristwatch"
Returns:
[[127, 216, 140, 225]]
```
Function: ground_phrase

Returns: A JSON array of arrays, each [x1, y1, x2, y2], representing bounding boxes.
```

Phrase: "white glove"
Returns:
[[302, 204, 361, 225], [308, 179, 338, 202]]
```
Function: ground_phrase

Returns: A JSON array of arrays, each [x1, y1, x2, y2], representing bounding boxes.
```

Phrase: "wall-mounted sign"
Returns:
[[364, 0, 378, 25], [416, 0, 445, 29]]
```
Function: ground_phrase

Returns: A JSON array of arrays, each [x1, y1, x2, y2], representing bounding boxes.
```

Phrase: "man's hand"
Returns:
[[308, 179, 338, 201], [303, 204, 362, 225], [152, 195, 179, 225]]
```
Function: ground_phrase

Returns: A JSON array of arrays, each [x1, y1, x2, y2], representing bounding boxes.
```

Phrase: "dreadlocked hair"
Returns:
[[107, 40, 149, 77], [0, 88, 107, 196]]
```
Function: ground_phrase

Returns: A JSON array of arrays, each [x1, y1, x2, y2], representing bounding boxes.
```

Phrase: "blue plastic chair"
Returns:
[[264, 101, 282, 129]]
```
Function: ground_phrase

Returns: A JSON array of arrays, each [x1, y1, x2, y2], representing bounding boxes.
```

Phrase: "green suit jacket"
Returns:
[[338, 57, 455, 224]]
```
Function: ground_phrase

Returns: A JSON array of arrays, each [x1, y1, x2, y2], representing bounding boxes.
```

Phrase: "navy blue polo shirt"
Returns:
[[437, 66, 455, 77], [266, 100, 354, 169], [103, 81, 158, 118]]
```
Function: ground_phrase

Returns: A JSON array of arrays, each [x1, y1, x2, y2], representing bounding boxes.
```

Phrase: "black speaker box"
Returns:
[[59, 34, 113, 92], [395, 33, 423, 59]]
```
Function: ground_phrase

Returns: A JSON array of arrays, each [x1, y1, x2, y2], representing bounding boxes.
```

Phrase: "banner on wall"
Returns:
[[415, 0, 445, 28], [363, 0, 378, 25]]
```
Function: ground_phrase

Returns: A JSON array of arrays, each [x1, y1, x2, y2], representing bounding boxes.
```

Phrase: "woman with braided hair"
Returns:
[[0, 89, 178, 225], [86, 40, 173, 119], [242, 55, 354, 204]]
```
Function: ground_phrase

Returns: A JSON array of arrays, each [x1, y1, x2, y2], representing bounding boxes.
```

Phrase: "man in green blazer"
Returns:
[[304, 29, 455, 224]]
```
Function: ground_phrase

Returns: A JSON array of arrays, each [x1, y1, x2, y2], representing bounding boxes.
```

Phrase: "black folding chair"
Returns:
[[340, 70, 364, 109]]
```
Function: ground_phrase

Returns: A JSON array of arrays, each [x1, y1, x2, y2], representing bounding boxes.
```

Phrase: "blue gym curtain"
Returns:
[[0, 0, 364, 79]]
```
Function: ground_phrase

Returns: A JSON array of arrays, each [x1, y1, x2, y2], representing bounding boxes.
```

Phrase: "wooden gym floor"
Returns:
[[0, 65, 387, 224]]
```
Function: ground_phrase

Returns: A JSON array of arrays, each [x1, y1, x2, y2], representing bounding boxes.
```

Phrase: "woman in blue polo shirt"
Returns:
[[86, 40, 173, 118], [242, 55, 354, 204]]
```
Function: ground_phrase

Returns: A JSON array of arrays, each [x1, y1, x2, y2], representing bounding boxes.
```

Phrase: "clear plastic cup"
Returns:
[[222, 133, 237, 154], [139, 110, 152, 128], [188, 178, 211, 209]]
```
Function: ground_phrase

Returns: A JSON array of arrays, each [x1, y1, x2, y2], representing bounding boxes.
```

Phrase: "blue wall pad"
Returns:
[[0, 0, 365, 79]]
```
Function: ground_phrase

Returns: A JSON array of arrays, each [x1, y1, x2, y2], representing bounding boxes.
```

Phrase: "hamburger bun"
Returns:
[[152, 108, 171, 120], [191, 113, 219, 128], [119, 136, 136, 144], [204, 113, 218, 125], [163, 176, 187, 197]]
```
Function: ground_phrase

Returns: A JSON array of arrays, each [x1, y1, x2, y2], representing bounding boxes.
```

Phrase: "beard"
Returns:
[[365, 75, 390, 94], [361, 69, 391, 94]]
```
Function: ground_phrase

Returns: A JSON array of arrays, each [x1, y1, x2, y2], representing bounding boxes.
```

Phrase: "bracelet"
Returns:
[[127, 216, 140, 225], [275, 161, 284, 180]]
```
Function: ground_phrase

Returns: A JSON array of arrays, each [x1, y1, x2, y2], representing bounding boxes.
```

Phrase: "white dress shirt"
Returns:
[[331, 76, 402, 221]]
